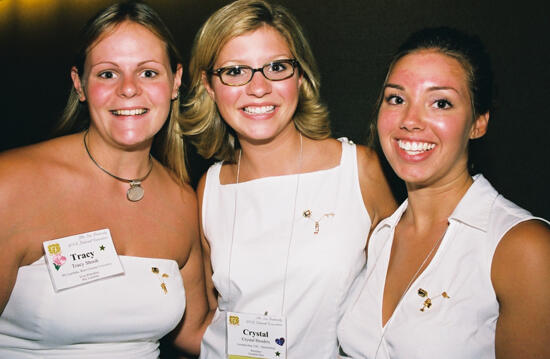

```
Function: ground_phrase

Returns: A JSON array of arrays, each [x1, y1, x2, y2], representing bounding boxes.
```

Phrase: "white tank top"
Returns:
[[0, 256, 186, 358], [200, 138, 371, 358], [338, 174, 548, 359]]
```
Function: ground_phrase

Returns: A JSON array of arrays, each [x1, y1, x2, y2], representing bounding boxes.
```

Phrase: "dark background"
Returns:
[[1, 0, 548, 219]]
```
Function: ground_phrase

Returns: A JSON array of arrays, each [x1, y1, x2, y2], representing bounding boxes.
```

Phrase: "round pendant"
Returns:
[[127, 184, 144, 202]]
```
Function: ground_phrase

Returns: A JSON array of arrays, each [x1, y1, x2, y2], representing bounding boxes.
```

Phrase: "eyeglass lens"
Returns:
[[217, 60, 296, 86]]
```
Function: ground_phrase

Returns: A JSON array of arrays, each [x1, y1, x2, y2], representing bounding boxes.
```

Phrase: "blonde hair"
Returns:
[[55, 1, 189, 184], [180, 0, 330, 162]]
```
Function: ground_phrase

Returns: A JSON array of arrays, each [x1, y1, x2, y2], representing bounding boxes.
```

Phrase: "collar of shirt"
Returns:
[[372, 174, 497, 237]]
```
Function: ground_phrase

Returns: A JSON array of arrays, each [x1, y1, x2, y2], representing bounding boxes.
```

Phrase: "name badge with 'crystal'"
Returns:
[[227, 311, 287, 359]]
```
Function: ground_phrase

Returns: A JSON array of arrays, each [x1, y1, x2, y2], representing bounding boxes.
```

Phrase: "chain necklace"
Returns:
[[83, 130, 153, 202], [373, 224, 448, 358], [226, 133, 303, 316]]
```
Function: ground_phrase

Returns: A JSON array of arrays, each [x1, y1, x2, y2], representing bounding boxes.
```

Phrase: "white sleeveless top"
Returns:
[[337, 174, 547, 359], [0, 256, 186, 358], [200, 139, 371, 358]]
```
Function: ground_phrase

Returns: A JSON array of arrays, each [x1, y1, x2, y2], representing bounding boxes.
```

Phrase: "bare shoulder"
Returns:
[[151, 164, 200, 261], [157, 163, 198, 224], [0, 136, 80, 274], [0, 136, 78, 208], [493, 219, 550, 279], [355, 144, 397, 225], [355, 144, 383, 179], [492, 219, 550, 301], [305, 137, 342, 171], [492, 220, 550, 358]]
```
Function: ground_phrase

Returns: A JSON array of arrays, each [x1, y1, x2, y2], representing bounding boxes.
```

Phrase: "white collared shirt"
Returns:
[[337, 174, 546, 359]]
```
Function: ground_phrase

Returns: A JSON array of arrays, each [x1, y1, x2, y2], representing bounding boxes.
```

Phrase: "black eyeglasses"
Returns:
[[209, 59, 299, 86]]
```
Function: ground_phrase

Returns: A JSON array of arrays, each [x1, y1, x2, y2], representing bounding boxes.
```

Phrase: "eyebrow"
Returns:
[[217, 56, 293, 67], [427, 86, 460, 94], [90, 60, 161, 68], [384, 83, 460, 94], [384, 83, 404, 90]]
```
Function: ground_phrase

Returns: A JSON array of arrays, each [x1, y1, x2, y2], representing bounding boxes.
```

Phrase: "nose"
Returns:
[[399, 104, 424, 132], [246, 70, 272, 97], [118, 75, 140, 98]]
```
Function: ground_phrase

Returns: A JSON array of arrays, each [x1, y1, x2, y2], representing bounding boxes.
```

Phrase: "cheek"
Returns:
[[278, 79, 300, 104], [213, 86, 241, 112], [430, 115, 471, 145], [85, 81, 113, 107], [147, 82, 173, 104], [377, 107, 399, 139]]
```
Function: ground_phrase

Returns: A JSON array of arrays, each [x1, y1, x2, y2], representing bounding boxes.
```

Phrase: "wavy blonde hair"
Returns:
[[55, 1, 189, 183], [180, 0, 330, 162]]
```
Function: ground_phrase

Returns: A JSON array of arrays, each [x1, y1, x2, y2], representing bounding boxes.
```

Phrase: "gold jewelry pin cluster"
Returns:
[[152, 267, 169, 294], [302, 210, 335, 235], [417, 288, 450, 311]]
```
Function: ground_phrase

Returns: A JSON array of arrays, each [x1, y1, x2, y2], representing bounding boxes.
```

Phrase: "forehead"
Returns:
[[86, 21, 168, 62], [389, 50, 469, 88], [216, 25, 291, 64]]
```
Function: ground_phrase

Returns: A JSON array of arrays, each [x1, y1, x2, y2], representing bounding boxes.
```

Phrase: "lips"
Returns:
[[110, 108, 148, 116], [242, 105, 275, 114], [397, 139, 436, 155]]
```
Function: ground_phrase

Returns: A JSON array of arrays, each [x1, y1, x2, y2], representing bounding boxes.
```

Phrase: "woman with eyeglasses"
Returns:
[[180, 0, 396, 357]]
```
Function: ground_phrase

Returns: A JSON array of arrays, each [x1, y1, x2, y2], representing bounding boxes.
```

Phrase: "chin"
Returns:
[[393, 165, 431, 185], [114, 132, 154, 148]]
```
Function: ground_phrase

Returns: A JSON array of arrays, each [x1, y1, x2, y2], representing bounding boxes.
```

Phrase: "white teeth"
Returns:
[[243, 105, 275, 114], [111, 108, 147, 116], [398, 140, 435, 154]]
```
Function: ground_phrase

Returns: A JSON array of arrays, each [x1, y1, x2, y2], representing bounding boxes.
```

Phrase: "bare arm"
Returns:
[[171, 232, 213, 355], [170, 185, 214, 355], [356, 145, 397, 239], [0, 154, 28, 315], [492, 219, 550, 359], [0, 241, 23, 315]]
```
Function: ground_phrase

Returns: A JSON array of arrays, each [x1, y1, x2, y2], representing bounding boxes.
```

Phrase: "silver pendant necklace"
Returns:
[[83, 130, 153, 202]]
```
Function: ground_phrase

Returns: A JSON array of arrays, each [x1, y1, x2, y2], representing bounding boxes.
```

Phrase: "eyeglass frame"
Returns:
[[208, 59, 300, 86]]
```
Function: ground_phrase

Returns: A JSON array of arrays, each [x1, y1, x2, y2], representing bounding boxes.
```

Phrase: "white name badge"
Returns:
[[43, 228, 124, 291], [227, 311, 287, 359]]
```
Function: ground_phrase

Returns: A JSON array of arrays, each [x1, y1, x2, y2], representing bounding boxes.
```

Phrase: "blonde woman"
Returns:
[[0, 2, 210, 357], [180, 0, 396, 357]]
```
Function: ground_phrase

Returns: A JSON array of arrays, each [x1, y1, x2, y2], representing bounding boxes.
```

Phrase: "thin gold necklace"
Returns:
[[373, 224, 448, 358], [83, 130, 153, 202]]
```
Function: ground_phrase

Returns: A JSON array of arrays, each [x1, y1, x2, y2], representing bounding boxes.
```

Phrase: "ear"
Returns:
[[469, 112, 489, 139], [172, 64, 183, 100], [202, 71, 215, 100], [70, 67, 86, 102]]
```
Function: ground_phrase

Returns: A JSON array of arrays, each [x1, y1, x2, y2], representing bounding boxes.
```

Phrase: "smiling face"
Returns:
[[72, 21, 181, 150], [204, 25, 302, 146], [377, 49, 488, 188]]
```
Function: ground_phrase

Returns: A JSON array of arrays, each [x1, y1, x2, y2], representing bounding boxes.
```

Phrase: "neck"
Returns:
[[84, 129, 153, 180], [403, 170, 473, 231], [237, 130, 303, 181]]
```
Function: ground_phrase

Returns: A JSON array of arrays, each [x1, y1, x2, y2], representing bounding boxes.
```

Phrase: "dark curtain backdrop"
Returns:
[[1, 0, 548, 219]]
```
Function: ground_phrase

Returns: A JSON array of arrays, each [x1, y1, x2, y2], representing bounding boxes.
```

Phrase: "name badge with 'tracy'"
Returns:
[[43, 228, 123, 291]]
